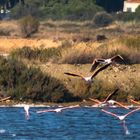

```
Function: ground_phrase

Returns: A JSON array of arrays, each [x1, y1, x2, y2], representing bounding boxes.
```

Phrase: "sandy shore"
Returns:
[[0, 100, 138, 108]]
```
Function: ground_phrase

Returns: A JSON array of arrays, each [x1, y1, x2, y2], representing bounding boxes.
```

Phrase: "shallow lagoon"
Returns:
[[0, 107, 140, 140]]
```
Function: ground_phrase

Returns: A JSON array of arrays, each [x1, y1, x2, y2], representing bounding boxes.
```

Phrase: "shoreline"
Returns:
[[0, 100, 138, 108]]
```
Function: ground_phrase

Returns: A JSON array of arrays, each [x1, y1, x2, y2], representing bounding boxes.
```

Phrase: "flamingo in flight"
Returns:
[[128, 97, 140, 106], [24, 105, 30, 120], [102, 107, 140, 134], [89, 89, 129, 109], [101, 107, 140, 121], [90, 55, 125, 72], [64, 63, 111, 85], [36, 105, 80, 114]]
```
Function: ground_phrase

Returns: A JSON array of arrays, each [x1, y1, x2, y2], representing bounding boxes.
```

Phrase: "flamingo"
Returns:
[[36, 105, 80, 114], [89, 88, 118, 104], [101, 107, 140, 121], [101, 108, 140, 135], [89, 89, 129, 109], [64, 63, 111, 85], [90, 99, 129, 109], [90, 55, 125, 72], [0, 96, 11, 102], [24, 105, 30, 119], [128, 97, 140, 106]]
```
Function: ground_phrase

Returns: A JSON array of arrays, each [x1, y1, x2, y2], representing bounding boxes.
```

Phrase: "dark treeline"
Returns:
[[9, 0, 103, 20], [0, 0, 140, 21], [96, 0, 124, 12], [0, 0, 24, 10], [0, 0, 124, 14]]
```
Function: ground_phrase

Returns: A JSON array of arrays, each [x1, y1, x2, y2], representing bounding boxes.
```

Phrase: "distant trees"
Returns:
[[10, 0, 103, 20]]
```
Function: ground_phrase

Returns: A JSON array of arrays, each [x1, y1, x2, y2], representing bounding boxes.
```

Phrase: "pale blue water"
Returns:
[[0, 107, 140, 140]]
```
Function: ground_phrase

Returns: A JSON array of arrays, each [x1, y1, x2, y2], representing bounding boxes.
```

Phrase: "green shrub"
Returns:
[[0, 57, 79, 102], [119, 36, 140, 50], [11, 46, 61, 63], [93, 12, 113, 27], [0, 29, 10, 36], [114, 12, 136, 21], [19, 15, 39, 37]]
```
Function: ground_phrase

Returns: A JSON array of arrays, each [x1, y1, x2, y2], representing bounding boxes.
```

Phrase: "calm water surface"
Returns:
[[0, 107, 140, 140]]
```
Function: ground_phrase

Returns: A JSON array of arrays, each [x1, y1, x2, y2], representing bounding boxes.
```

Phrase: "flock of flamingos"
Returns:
[[21, 54, 139, 135]]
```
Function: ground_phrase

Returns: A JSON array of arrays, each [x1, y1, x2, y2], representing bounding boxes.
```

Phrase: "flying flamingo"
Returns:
[[64, 63, 111, 85], [89, 89, 129, 109], [90, 55, 125, 72], [101, 108, 140, 135], [0, 96, 11, 102], [89, 88, 118, 104], [24, 105, 30, 120], [101, 107, 140, 121], [36, 105, 80, 114], [90, 98, 129, 109], [128, 97, 140, 106]]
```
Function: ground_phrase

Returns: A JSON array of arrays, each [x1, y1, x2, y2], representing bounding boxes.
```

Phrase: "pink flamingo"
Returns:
[[36, 105, 80, 114], [128, 97, 140, 106], [102, 108, 140, 135], [90, 55, 125, 72], [64, 63, 111, 85], [24, 105, 30, 119], [89, 89, 129, 109], [101, 107, 140, 121]]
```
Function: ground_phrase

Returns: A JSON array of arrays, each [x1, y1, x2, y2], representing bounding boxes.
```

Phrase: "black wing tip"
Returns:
[[115, 88, 119, 92], [90, 68, 94, 72]]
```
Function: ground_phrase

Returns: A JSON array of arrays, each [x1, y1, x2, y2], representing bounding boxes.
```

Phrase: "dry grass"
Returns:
[[0, 38, 62, 53], [0, 20, 140, 102], [36, 63, 140, 101]]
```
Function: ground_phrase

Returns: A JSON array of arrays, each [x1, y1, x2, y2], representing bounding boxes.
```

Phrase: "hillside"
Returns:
[[0, 19, 139, 104]]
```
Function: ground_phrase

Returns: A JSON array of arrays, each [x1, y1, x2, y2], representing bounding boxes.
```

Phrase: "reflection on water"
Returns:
[[0, 107, 140, 140]]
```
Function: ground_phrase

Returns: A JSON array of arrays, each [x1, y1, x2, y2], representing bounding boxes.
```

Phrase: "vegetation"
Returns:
[[19, 15, 40, 37], [0, 29, 10, 36], [0, 1, 140, 104], [11, 46, 61, 63], [93, 12, 113, 27], [10, 0, 103, 20], [11, 35, 140, 65], [0, 56, 80, 103], [114, 6, 140, 22]]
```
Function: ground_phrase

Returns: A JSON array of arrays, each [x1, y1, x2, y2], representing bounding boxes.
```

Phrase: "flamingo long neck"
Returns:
[[122, 120, 130, 135], [26, 111, 30, 119]]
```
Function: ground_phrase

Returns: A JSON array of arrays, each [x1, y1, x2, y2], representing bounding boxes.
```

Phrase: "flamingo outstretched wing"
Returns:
[[111, 55, 126, 64], [91, 63, 111, 79], [64, 72, 84, 79], [36, 109, 56, 114], [124, 107, 140, 118], [90, 60, 100, 72], [115, 101, 129, 109], [101, 109, 119, 119], [104, 88, 119, 102], [89, 98, 101, 104], [129, 98, 140, 105], [0, 96, 11, 102]]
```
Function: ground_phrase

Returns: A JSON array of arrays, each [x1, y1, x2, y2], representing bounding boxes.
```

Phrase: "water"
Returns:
[[0, 107, 140, 140]]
